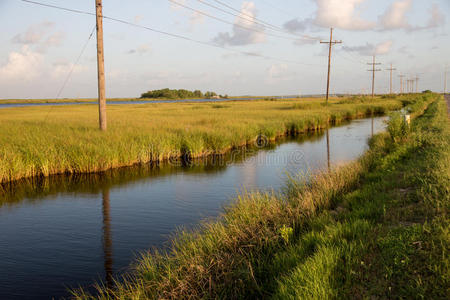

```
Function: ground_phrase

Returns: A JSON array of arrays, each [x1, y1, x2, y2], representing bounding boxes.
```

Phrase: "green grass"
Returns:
[[71, 93, 446, 299], [0, 95, 417, 184]]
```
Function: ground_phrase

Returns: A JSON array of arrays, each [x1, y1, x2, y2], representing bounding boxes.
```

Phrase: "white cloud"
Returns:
[[267, 64, 296, 81], [170, 0, 204, 28], [378, 0, 412, 30], [45, 32, 65, 47], [127, 44, 151, 55], [11, 21, 54, 45], [378, 1, 445, 31], [314, 0, 375, 30], [375, 40, 393, 55], [189, 11, 204, 26], [51, 62, 88, 79], [425, 4, 445, 29], [283, 18, 310, 33], [11, 21, 64, 53], [134, 15, 143, 24], [107, 69, 122, 80], [213, 2, 265, 46], [343, 40, 393, 56], [0, 46, 43, 81], [170, 0, 185, 11], [294, 38, 319, 46]]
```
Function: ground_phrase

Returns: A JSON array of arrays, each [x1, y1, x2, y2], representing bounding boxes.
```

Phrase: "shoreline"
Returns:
[[1, 110, 386, 189], [72, 94, 444, 299]]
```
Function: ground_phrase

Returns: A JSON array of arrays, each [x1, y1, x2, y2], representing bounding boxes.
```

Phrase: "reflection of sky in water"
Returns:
[[0, 116, 386, 300]]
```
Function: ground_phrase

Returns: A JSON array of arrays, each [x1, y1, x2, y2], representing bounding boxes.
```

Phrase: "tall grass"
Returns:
[[71, 94, 442, 299], [0, 95, 432, 183], [0, 95, 427, 185]]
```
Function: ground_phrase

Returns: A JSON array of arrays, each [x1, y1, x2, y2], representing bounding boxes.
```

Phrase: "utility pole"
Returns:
[[398, 74, 405, 94], [367, 55, 381, 98], [445, 65, 448, 95], [96, 0, 107, 131], [415, 75, 419, 93], [408, 79, 414, 93], [409, 78, 415, 93], [320, 28, 342, 104], [386, 64, 396, 94]]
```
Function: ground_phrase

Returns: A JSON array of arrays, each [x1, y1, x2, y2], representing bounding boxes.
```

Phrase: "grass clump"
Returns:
[[72, 94, 446, 299]]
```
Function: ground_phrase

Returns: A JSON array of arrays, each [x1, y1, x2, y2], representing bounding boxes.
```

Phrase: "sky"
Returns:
[[0, 0, 449, 99]]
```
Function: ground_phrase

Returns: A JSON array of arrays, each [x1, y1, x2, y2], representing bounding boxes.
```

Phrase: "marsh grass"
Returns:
[[1, 96, 420, 184], [71, 94, 445, 299]]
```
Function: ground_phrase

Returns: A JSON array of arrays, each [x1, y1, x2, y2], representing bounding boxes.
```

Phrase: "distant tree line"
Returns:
[[140, 88, 227, 99]]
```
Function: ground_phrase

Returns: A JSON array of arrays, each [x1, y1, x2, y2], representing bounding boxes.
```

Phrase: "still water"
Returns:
[[0, 96, 305, 109], [0, 116, 386, 299]]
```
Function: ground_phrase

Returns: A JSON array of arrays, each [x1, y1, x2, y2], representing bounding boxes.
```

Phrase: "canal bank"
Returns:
[[70, 94, 447, 299], [0, 96, 406, 185], [1, 115, 387, 300]]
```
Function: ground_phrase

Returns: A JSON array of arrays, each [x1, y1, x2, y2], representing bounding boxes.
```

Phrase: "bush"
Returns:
[[387, 112, 409, 142], [141, 89, 219, 99]]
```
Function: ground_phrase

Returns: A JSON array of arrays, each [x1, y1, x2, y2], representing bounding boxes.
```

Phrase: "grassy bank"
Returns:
[[0, 95, 418, 184], [73, 94, 446, 299]]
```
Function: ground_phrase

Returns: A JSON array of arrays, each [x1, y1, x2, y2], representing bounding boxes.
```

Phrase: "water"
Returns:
[[0, 116, 386, 299], [0, 95, 329, 109], [0, 96, 294, 109]]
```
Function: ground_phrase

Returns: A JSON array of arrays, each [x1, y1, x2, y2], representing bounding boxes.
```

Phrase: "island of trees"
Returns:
[[140, 88, 227, 99]]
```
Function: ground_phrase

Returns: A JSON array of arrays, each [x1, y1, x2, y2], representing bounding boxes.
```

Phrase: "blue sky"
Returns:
[[0, 0, 449, 98]]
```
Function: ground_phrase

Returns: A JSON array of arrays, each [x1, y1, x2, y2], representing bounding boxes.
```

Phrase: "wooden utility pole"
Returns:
[[415, 75, 419, 93], [320, 28, 342, 104], [445, 65, 448, 95], [408, 79, 414, 93], [398, 74, 405, 94], [96, 0, 107, 131], [367, 55, 381, 98], [326, 128, 330, 171], [409, 78, 415, 93], [386, 64, 396, 94]]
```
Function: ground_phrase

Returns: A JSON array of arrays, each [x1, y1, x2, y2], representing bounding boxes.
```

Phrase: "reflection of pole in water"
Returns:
[[102, 188, 113, 288], [371, 116, 374, 137], [242, 153, 258, 188], [326, 128, 330, 171]]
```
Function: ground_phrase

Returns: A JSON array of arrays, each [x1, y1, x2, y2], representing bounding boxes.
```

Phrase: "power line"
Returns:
[[168, 0, 300, 42], [56, 25, 96, 99], [196, 0, 286, 34], [257, 0, 298, 18], [334, 51, 365, 65], [340, 48, 367, 64], [199, 0, 320, 41], [43, 25, 96, 121], [17, 0, 322, 66], [20, 0, 94, 16]]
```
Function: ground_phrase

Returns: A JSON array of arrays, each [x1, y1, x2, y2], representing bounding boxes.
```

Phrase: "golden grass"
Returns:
[[0, 96, 403, 184]]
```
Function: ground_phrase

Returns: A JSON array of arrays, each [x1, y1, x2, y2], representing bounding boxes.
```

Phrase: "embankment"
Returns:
[[73, 93, 446, 299]]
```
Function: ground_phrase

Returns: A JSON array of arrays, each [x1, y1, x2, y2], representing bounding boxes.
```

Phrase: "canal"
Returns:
[[0, 116, 385, 299]]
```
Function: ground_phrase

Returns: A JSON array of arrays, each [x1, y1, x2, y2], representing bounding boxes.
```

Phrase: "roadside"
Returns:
[[272, 96, 449, 299]]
